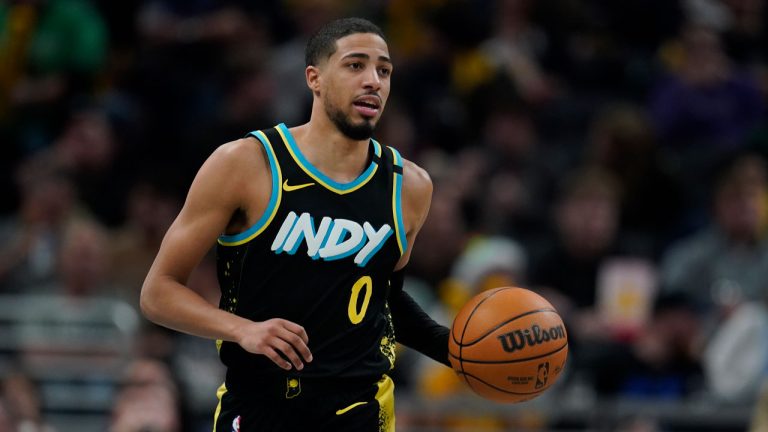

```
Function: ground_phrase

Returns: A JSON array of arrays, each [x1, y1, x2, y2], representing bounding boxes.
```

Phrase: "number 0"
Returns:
[[348, 276, 372, 324]]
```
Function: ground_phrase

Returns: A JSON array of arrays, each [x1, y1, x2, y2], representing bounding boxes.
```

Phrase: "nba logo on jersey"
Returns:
[[271, 211, 393, 267], [232, 415, 241, 432]]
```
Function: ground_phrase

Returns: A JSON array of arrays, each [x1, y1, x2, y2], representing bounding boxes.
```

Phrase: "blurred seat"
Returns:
[[0, 293, 139, 432]]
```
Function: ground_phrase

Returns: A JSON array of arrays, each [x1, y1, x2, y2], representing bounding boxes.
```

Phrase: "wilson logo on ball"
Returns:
[[497, 324, 566, 353]]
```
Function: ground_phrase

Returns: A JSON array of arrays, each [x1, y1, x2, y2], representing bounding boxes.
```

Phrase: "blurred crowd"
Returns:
[[1, 0, 768, 431]]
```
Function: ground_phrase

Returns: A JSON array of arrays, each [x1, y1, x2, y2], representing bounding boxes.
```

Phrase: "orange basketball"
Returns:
[[449, 287, 568, 403]]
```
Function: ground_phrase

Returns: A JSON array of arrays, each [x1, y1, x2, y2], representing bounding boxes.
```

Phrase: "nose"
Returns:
[[362, 68, 381, 91]]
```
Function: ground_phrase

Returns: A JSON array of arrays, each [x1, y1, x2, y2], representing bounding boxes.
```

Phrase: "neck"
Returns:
[[290, 107, 372, 183]]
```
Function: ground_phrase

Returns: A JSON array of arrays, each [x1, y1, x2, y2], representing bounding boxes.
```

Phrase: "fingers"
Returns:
[[272, 337, 305, 371], [263, 347, 292, 371], [241, 319, 313, 371], [276, 319, 309, 345], [276, 326, 313, 363]]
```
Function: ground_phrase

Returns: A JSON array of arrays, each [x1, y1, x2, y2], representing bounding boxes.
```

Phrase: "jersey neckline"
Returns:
[[275, 123, 382, 195]]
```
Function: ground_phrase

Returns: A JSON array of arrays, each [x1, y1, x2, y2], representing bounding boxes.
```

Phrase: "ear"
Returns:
[[306, 65, 322, 95]]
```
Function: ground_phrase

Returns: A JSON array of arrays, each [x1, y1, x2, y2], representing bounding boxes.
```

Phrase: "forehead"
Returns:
[[331, 32, 390, 61]]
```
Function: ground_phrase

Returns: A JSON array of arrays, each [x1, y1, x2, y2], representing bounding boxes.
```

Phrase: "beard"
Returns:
[[325, 98, 376, 141]]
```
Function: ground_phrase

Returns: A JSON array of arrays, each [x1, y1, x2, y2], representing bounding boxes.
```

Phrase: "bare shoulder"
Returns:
[[210, 136, 267, 172], [401, 158, 433, 201], [198, 137, 267, 185], [400, 158, 433, 231], [184, 136, 270, 212]]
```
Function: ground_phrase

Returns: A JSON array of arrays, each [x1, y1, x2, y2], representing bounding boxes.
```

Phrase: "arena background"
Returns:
[[1, 0, 768, 431]]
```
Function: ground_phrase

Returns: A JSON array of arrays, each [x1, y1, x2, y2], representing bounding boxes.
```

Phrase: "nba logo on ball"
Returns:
[[449, 287, 569, 403], [535, 362, 549, 389]]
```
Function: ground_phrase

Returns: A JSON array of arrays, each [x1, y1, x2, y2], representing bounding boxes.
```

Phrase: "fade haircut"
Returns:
[[305, 17, 386, 67]]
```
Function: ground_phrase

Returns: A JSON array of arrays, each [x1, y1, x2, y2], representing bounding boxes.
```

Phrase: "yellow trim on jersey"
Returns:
[[376, 375, 395, 432], [212, 383, 227, 431], [218, 130, 283, 246], [276, 124, 381, 195]]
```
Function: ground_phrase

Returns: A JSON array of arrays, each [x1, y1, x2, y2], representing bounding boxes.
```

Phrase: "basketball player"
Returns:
[[140, 18, 450, 431]]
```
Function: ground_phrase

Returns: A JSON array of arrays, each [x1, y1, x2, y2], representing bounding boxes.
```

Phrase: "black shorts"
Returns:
[[213, 374, 395, 432]]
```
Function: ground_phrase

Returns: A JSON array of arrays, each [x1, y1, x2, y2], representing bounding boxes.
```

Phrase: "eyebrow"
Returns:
[[341, 52, 392, 64]]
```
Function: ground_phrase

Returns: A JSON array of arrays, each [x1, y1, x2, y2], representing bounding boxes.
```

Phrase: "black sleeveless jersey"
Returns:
[[216, 123, 406, 381]]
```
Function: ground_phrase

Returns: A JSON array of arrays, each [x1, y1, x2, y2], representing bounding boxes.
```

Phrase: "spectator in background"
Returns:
[[719, 0, 768, 67], [650, 24, 764, 205], [0, 158, 79, 292], [110, 182, 182, 304], [389, 1, 481, 154], [0, 397, 11, 432], [0, 0, 108, 153], [529, 167, 702, 398], [48, 104, 131, 226], [133, 0, 258, 159], [406, 183, 469, 289], [269, 0, 343, 126], [13, 219, 128, 362], [529, 167, 624, 319], [0, 371, 54, 432], [214, 61, 277, 141], [0, 215, 112, 298], [110, 358, 185, 432], [56, 219, 112, 298], [657, 150, 768, 405], [661, 152, 768, 324], [615, 292, 703, 400], [479, 0, 557, 106], [585, 103, 684, 254], [528, 167, 649, 394], [472, 103, 561, 243]]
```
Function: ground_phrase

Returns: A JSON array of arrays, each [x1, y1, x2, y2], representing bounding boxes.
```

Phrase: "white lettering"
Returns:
[[271, 212, 391, 266], [354, 223, 393, 266], [306, 217, 332, 258], [282, 213, 314, 255], [319, 219, 365, 260], [271, 211, 298, 252]]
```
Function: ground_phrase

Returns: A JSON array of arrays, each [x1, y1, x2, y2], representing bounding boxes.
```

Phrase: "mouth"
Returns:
[[352, 96, 381, 118]]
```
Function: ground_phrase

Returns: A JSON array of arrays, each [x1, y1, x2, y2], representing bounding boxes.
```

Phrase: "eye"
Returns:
[[378, 67, 391, 77], [348, 62, 363, 71]]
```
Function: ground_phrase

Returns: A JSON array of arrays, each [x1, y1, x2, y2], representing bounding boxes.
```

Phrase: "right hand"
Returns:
[[237, 318, 313, 371]]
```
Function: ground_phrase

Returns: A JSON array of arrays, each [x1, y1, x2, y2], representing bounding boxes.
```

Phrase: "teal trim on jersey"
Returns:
[[371, 138, 383, 158], [323, 229, 367, 261], [357, 229, 394, 267], [389, 147, 407, 256], [218, 130, 282, 246], [277, 123, 381, 194]]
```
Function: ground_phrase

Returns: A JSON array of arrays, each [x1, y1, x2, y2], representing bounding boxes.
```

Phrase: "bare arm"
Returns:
[[140, 139, 311, 370]]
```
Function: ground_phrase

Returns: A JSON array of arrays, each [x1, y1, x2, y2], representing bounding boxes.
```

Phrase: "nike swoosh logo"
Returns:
[[282, 180, 315, 192], [335, 401, 367, 415]]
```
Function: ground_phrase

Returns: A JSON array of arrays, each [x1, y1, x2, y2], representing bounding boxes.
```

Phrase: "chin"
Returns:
[[359, 118, 378, 128]]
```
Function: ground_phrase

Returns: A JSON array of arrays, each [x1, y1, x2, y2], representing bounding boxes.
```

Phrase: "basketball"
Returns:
[[449, 287, 568, 403]]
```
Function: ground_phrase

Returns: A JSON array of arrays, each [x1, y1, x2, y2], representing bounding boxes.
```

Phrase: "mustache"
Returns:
[[357, 91, 382, 100]]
